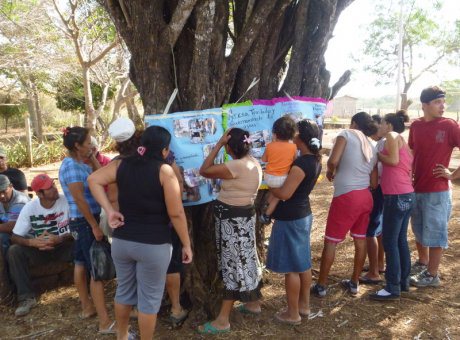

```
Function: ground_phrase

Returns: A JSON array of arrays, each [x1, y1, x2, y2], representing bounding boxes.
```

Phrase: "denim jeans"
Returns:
[[382, 193, 415, 295], [69, 215, 99, 271]]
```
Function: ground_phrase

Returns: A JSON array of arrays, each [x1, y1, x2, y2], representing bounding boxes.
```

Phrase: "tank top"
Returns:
[[113, 158, 171, 244], [380, 143, 414, 195]]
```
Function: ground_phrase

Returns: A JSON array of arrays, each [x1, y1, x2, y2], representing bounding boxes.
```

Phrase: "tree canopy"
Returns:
[[361, 0, 460, 109]]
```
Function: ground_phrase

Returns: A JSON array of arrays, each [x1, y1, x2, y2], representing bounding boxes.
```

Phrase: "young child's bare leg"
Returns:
[[265, 196, 280, 216]]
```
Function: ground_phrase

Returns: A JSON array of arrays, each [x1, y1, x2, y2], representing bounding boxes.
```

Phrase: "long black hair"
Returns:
[[297, 119, 322, 161], [135, 125, 171, 162], [62, 126, 89, 152], [227, 128, 251, 159], [351, 112, 378, 137]]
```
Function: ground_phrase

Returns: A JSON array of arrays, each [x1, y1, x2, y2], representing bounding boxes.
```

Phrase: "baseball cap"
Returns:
[[108, 117, 136, 143], [31, 174, 54, 192], [0, 147, 6, 158], [0, 175, 11, 191]]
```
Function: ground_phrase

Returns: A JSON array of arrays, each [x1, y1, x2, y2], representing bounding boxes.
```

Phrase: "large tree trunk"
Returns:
[[103, 0, 353, 316]]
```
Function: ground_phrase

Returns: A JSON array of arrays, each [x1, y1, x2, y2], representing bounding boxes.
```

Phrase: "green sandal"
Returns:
[[196, 322, 231, 335], [235, 304, 261, 315]]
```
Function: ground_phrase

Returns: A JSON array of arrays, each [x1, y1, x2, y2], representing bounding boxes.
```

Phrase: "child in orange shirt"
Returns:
[[260, 116, 298, 224]]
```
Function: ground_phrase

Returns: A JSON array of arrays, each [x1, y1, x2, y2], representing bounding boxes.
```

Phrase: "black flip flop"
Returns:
[[359, 276, 383, 284]]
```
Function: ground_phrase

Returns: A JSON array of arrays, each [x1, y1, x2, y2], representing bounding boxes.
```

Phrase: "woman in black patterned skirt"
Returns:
[[198, 128, 263, 334]]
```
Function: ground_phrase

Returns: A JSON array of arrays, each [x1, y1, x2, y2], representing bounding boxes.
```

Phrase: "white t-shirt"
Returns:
[[13, 194, 70, 238]]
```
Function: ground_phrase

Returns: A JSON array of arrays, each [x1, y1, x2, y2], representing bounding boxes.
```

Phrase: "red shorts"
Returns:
[[325, 189, 373, 243]]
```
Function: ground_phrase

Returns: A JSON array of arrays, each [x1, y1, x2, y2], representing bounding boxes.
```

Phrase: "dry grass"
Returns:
[[1, 156, 459, 339]]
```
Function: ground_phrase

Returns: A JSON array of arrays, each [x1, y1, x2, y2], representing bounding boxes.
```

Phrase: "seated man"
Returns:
[[0, 175, 30, 255], [0, 147, 28, 193], [8, 174, 72, 317]]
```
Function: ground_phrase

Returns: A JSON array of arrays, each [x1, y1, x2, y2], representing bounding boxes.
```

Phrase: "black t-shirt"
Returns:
[[113, 158, 171, 245], [272, 155, 321, 221], [1, 167, 27, 191]]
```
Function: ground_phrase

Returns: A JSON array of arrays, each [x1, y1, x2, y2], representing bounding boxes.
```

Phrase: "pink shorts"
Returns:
[[325, 189, 373, 243]]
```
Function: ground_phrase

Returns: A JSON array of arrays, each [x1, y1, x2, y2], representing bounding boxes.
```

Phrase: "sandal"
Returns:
[[359, 276, 383, 285], [274, 312, 301, 326], [196, 322, 231, 335], [235, 304, 261, 315], [79, 311, 96, 320], [362, 266, 385, 274], [169, 308, 189, 326], [99, 321, 117, 334]]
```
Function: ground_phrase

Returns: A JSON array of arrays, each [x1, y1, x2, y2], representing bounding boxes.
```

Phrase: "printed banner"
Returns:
[[145, 108, 224, 206], [145, 97, 327, 206]]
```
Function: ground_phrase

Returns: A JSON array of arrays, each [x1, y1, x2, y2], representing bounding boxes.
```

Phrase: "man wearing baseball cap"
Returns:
[[8, 174, 73, 316], [0, 147, 28, 193], [408, 85, 460, 287], [0, 174, 30, 256]]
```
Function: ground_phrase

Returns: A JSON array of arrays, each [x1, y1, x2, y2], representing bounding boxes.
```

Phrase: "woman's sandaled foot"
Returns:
[[359, 275, 383, 284], [299, 308, 310, 317], [197, 321, 230, 334], [170, 308, 189, 325], [274, 310, 301, 325], [235, 304, 261, 315], [99, 321, 117, 334], [79, 307, 97, 319]]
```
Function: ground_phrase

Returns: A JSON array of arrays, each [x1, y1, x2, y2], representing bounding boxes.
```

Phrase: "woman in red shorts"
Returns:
[[311, 112, 378, 298]]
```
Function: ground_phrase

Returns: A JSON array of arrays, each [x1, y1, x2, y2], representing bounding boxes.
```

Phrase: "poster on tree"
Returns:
[[145, 108, 224, 206], [145, 97, 327, 206]]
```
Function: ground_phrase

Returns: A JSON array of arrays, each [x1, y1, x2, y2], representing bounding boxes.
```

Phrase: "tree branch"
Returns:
[[163, 0, 199, 47], [88, 40, 118, 67], [225, 1, 277, 88]]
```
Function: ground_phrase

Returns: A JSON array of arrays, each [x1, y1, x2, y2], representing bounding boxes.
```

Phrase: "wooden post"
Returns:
[[24, 113, 33, 167]]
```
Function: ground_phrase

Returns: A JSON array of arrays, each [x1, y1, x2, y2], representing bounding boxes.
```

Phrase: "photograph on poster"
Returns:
[[207, 178, 222, 196], [179, 166, 202, 203], [203, 143, 224, 164], [173, 117, 217, 143], [283, 111, 303, 122]]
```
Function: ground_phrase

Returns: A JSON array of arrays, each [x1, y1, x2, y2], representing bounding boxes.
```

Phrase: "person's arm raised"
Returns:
[[199, 129, 233, 179], [161, 164, 193, 264]]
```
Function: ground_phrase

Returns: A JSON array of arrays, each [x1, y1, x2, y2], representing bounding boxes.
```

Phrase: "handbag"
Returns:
[[89, 239, 116, 281]]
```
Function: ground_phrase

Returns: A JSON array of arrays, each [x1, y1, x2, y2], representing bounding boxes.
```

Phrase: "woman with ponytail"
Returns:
[[265, 119, 322, 325], [312, 111, 378, 298], [369, 110, 414, 301], [88, 125, 193, 339], [58, 127, 113, 333], [198, 128, 263, 334]]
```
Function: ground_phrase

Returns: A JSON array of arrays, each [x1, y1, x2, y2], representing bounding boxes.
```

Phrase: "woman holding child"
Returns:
[[266, 119, 322, 325], [370, 110, 414, 301], [198, 128, 263, 334]]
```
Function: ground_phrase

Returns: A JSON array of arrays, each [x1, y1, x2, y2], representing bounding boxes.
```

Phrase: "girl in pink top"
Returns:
[[370, 110, 414, 301]]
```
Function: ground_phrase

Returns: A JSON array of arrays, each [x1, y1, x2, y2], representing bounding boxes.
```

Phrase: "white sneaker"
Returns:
[[410, 270, 440, 287], [15, 298, 37, 317]]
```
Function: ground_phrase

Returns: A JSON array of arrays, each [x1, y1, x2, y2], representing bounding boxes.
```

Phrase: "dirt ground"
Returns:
[[0, 149, 459, 339]]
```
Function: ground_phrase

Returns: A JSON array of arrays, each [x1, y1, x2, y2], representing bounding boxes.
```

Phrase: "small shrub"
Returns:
[[5, 135, 67, 168]]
